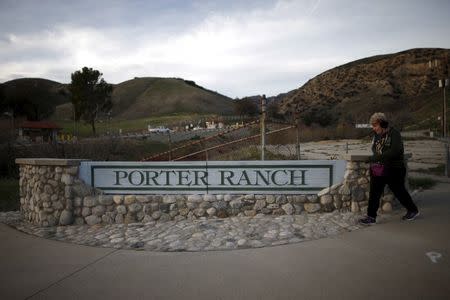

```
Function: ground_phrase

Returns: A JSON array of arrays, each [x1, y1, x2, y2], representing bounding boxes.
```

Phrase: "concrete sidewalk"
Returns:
[[1, 184, 449, 300], [409, 171, 450, 184]]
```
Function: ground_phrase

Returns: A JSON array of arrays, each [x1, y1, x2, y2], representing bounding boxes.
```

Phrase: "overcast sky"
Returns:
[[0, 0, 449, 98]]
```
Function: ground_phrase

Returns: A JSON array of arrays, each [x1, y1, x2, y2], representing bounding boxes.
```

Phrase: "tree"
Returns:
[[301, 106, 334, 127], [69, 67, 113, 135], [0, 85, 4, 112], [234, 98, 259, 117], [0, 80, 56, 121], [267, 102, 284, 120]]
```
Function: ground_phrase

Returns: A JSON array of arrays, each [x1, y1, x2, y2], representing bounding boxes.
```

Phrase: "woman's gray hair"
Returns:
[[369, 112, 388, 124]]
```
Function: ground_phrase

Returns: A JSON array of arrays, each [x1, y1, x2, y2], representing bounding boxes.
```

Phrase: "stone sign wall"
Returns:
[[16, 155, 407, 227], [16, 159, 83, 227], [79, 160, 346, 194]]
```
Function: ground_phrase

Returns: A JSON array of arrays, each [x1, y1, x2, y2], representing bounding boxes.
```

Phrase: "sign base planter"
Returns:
[[16, 156, 408, 227]]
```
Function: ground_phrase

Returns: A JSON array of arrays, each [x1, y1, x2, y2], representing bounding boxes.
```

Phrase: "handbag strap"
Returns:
[[374, 130, 390, 155]]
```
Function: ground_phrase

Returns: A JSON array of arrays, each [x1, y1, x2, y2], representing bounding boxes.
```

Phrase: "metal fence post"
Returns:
[[260, 95, 266, 161], [296, 113, 301, 160], [446, 141, 450, 178]]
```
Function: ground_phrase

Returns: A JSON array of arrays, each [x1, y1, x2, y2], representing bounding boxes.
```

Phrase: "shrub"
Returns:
[[300, 107, 334, 127], [0, 178, 19, 211], [408, 177, 437, 190], [415, 164, 445, 176]]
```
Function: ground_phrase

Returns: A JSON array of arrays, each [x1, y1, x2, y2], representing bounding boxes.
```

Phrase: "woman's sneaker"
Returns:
[[359, 216, 376, 225], [402, 211, 420, 221]]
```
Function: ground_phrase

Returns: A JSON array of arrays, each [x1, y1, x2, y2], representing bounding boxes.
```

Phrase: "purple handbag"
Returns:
[[370, 163, 386, 176]]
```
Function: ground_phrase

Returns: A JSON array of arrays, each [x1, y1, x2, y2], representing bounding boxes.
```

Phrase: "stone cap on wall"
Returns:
[[15, 158, 88, 166], [342, 153, 412, 162], [15, 155, 412, 166]]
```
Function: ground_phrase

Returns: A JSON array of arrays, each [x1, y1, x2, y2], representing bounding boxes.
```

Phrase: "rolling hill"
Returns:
[[2, 48, 449, 130], [1, 76, 234, 121], [0, 78, 69, 120], [278, 48, 450, 127], [110, 77, 234, 119], [52, 77, 234, 120]]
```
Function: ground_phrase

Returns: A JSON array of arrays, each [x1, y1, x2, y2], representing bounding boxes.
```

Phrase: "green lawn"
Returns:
[[415, 164, 445, 176], [55, 113, 217, 137], [0, 178, 19, 212], [408, 177, 437, 190]]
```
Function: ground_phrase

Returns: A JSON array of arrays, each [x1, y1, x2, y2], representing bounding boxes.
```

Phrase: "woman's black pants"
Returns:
[[368, 167, 418, 218]]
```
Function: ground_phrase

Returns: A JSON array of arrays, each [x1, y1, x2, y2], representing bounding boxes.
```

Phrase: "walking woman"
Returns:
[[359, 112, 419, 225]]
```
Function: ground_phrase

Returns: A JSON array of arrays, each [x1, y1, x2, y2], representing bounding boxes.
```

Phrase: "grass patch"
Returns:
[[408, 177, 437, 190], [402, 136, 436, 141], [54, 113, 217, 137], [415, 164, 445, 176], [0, 178, 19, 212], [406, 90, 445, 131], [213, 145, 294, 160]]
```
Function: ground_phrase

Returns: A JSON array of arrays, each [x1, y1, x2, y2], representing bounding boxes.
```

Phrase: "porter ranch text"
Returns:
[[79, 161, 346, 194]]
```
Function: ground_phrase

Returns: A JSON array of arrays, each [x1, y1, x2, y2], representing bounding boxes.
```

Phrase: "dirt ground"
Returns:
[[267, 138, 446, 172]]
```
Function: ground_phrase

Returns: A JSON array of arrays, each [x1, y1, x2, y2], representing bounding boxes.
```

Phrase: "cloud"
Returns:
[[0, 0, 449, 97]]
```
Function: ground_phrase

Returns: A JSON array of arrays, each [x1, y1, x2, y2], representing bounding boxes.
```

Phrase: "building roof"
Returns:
[[20, 121, 62, 129]]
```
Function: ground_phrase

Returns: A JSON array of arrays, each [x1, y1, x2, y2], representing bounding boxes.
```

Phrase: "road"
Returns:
[[1, 183, 449, 299]]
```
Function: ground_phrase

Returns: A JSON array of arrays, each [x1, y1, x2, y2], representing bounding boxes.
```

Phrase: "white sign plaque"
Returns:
[[79, 160, 346, 194]]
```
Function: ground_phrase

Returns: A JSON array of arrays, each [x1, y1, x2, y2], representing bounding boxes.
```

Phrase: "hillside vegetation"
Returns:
[[56, 113, 216, 137], [111, 77, 234, 119], [53, 77, 234, 120], [2, 48, 449, 131], [1, 76, 234, 122], [0, 78, 69, 120], [279, 48, 450, 128]]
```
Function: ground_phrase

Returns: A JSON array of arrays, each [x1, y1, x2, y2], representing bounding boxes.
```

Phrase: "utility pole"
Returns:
[[107, 111, 111, 136], [438, 56, 450, 177], [439, 78, 448, 138], [295, 111, 301, 160], [73, 104, 76, 138], [3, 111, 14, 139], [168, 130, 172, 161], [260, 95, 266, 160], [445, 80, 448, 138]]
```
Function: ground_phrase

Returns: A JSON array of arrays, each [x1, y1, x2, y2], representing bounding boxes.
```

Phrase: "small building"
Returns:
[[355, 123, 371, 129], [19, 121, 62, 143], [205, 121, 217, 130]]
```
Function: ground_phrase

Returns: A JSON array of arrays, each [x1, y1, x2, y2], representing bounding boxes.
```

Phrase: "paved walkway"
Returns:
[[1, 183, 449, 299], [409, 171, 450, 184], [1, 210, 378, 252]]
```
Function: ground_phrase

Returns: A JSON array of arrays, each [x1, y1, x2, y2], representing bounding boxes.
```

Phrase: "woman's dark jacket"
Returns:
[[369, 127, 405, 169]]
